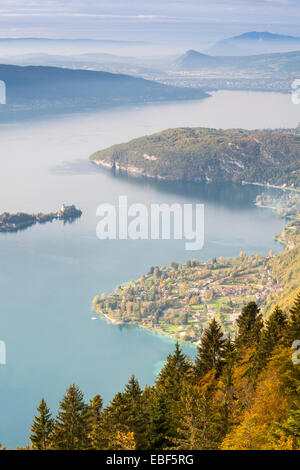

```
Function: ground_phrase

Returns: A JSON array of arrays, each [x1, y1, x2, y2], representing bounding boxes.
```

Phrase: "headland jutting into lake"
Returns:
[[0, 204, 82, 233]]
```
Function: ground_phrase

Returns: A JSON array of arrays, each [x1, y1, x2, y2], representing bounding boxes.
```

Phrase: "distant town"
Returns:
[[93, 214, 300, 345], [93, 248, 282, 344]]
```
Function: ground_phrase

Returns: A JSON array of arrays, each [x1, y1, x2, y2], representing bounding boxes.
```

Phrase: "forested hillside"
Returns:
[[90, 127, 300, 186], [0, 64, 208, 121]]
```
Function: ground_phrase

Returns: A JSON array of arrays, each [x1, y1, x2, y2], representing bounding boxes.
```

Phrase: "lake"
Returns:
[[0, 90, 298, 447]]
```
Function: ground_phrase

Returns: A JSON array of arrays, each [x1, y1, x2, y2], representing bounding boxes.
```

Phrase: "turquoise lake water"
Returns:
[[0, 90, 298, 447]]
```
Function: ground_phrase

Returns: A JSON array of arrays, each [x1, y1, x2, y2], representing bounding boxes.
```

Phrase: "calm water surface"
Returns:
[[0, 91, 297, 447]]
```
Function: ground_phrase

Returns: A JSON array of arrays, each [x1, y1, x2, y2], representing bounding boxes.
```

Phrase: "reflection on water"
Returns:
[[92, 166, 275, 210]]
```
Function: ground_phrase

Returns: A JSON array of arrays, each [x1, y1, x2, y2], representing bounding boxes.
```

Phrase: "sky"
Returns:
[[0, 0, 298, 21], [0, 1, 299, 46]]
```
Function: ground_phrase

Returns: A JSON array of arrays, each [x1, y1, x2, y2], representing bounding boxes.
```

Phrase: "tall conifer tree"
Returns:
[[147, 392, 170, 449], [51, 384, 89, 450], [235, 302, 263, 352], [88, 394, 103, 426], [157, 342, 190, 397], [155, 343, 190, 440], [194, 319, 226, 378], [30, 399, 53, 450]]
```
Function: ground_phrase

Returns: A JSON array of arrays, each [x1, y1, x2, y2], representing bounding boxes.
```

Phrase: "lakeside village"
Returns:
[[93, 190, 300, 346], [92, 252, 283, 345], [0, 204, 82, 232]]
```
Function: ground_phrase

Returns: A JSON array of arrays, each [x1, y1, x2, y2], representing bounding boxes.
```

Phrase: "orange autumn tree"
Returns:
[[221, 346, 293, 450], [111, 431, 136, 450]]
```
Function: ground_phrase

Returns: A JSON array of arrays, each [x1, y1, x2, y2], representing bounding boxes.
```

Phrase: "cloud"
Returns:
[[0, 0, 299, 18], [0, 0, 299, 38]]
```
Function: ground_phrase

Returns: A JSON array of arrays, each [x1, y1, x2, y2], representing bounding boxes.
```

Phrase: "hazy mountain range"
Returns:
[[0, 52, 173, 77], [174, 49, 300, 74], [1, 32, 299, 73], [0, 30, 298, 121]]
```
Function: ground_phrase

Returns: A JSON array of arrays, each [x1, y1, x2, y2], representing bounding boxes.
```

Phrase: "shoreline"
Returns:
[[98, 310, 197, 349], [91, 159, 300, 190], [255, 202, 300, 220], [243, 180, 300, 193], [93, 209, 297, 344], [92, 172, 299, 344]]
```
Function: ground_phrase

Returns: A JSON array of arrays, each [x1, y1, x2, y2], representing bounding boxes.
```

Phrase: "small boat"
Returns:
[[91, 316, 97, 321]]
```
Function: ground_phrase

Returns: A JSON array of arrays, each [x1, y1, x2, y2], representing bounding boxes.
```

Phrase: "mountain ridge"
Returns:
[[0, 64, 208, 120], [206, 31, 300, 56], [175, 48, 300, 72]]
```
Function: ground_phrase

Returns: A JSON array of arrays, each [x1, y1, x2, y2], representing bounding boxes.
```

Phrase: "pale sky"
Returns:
[[0, 1, 298, 41], [0, 0, 298, 19]]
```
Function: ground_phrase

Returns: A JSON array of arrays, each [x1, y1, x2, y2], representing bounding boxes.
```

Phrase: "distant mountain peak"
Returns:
[[207, 31, 300, 56], [231, 31, 300, 42], [174, 49, 216, 70], [184, 49, 210, 57]]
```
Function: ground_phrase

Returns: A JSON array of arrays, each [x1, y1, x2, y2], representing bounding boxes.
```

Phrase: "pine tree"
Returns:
[[30, 399, 53, 450], [217, 336, 237, 436], [262, 306, 287, 354], [194, 319, 226, 379], [177, 387, 220, 450], [171, 385, 220, 450], [235, 302, 263, 352], [157, 343, 190, 397], [244, 306, 288, 383], [94, 376, 147, 450], [222, 336, 236, 388], [147, 392, 170, 449], [87, 394, 103, 449], [286, 291, 300, 346], [90, 421, 107, 450], [122, 375, 147, 449], [88, 394, 103, 426], [124, 375, 142, 400], [90, 404, 115, 450], [97, 391, 131, 448], [51, 384, 90, 450], [155, 343, 190, 440], [254, 306, 288, 371]]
